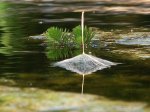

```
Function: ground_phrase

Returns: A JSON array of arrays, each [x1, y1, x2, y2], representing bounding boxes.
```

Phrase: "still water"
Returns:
[[0, 0, 150, 108]]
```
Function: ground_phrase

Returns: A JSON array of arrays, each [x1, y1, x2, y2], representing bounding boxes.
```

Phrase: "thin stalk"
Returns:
[[81, 11, 85, 54], [81, 74, 85, 95]]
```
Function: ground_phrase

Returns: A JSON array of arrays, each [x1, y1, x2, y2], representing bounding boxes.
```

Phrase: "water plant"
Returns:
[[45, 25, 95, 49], [45, 27, 70, 47], [72, 25, 95, 48], [44, 25, 95, 60]]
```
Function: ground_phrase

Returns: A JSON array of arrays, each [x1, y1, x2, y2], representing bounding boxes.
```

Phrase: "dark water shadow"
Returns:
[[0, 51, 150, 104]]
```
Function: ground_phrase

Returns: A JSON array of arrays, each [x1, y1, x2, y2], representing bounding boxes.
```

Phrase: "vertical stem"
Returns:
[[81, 11, 85, 54], [81, 74, 85, 95]]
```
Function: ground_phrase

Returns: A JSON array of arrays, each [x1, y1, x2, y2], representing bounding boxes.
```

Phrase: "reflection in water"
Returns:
[[0, 3, 25, 55], [81, 74, 84, 94], [46, 47, 81, 60], [0, 2, 41, 56]]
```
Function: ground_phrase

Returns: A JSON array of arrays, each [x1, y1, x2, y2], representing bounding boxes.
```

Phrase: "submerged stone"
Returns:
[[116, 37, 150, 46], [29, 35, 46, 40], [0, 85, 148, 112]]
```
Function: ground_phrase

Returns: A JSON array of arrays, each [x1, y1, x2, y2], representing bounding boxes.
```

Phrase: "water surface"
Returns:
[[0, 0, 150, 106]]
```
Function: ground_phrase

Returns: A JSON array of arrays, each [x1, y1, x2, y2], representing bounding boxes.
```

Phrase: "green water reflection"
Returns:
[[0, 1, 150, 106], [46, 48, 81, 60]]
